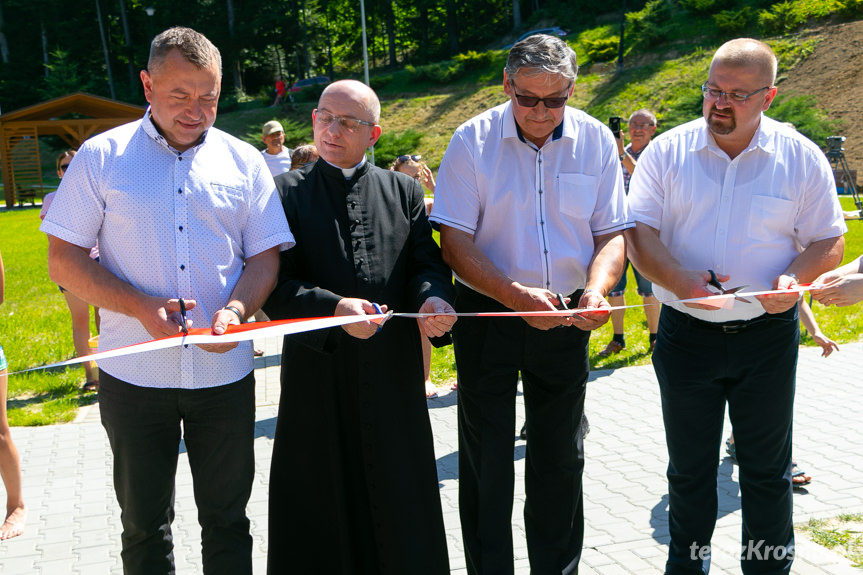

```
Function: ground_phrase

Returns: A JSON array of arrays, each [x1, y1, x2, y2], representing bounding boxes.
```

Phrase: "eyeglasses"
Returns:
[[509, 81, 570, 109], [397, 154, 421, 162], [314, 109, 376, 133], [628, 122, 654, 130], [59, 163, 71, 171], [701, 83, 772, 105]]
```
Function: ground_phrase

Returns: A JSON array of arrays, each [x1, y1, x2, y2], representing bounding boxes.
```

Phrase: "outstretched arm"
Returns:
[[48, 235, 189, 340]]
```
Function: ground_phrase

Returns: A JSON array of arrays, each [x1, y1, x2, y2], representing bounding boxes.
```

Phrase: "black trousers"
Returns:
[[453, 283, 589, 575], [99, 369, 256, 575], [654, 306, 798, 575]]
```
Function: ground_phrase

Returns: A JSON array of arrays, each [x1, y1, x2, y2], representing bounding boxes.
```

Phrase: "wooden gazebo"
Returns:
[[0, 92, 144, 208]]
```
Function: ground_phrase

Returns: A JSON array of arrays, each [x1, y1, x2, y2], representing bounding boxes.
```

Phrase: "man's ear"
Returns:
[[503, 69, 512, 96], [141, 70, 153, 103], [368, 125, 383, 147], [762, 86, 778, 111]]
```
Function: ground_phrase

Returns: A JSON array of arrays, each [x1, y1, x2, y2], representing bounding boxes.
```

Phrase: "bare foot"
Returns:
[[425, 381, 438, 399], [0, 505, 26, 540]]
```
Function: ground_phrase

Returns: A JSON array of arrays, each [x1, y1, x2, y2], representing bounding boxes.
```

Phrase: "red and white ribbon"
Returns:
[[8, 285, 817, 376]]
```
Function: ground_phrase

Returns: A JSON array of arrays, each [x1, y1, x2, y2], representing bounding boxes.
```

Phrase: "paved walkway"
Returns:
[[1, 337, 862, 574]]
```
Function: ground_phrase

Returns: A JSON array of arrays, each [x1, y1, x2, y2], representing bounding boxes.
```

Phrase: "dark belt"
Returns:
[[666, 304, 797, 334]]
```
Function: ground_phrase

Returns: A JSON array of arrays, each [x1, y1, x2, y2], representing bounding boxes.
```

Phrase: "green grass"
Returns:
[[592, 196, 863, 371], [0, 207, 99, 425], [797, 513, 863, 567]]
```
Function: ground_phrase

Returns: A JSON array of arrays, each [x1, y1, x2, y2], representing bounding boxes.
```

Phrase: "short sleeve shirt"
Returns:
[[263, 148, 292, 177], [41, 111, 295, 388], [431, 102, 630, 295], [628, 115, 846, 322]]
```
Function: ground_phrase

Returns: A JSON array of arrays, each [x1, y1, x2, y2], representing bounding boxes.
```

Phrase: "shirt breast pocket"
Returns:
[[558, 173, 598, 221], [209, 183, 245, 208], [748, 195, 794, 242]]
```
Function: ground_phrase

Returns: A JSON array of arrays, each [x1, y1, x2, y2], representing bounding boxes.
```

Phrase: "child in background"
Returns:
[[391, 155, 439, 398]]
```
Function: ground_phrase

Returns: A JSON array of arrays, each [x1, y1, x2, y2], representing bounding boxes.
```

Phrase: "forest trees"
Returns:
[[0, 0, 587, 113]]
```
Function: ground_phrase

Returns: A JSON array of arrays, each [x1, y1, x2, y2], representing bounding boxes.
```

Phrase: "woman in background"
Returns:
[[40, 150, 99, 391]]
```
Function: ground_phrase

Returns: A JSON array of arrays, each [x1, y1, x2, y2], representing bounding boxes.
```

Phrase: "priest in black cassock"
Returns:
[[263, 79, 456, 574]]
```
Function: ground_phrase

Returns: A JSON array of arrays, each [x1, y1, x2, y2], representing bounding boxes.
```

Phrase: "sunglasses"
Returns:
[[59, 163, 71, 171], [509, 81, 570, 109], [397, 154, 422, 162]]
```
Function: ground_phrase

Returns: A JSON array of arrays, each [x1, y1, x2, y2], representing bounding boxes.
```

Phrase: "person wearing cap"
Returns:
[[262, 120, 293, 176]]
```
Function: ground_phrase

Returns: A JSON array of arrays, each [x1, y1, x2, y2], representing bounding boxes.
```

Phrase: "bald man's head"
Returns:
[[710, 38, 777, 86], [314, 79, 383, 168], [319, 80, 381, 124]]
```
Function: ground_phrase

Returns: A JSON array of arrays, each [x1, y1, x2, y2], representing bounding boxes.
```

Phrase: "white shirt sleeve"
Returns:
[[430, 130, 482, 234]]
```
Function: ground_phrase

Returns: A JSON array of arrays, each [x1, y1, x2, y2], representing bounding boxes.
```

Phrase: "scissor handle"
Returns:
[[707, 269, 723, 291]]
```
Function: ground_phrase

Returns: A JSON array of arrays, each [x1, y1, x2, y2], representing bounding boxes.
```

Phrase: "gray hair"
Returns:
[[148, 27, 222, 75], [629, 109, 657, 125], [505, 34, 578, 84]]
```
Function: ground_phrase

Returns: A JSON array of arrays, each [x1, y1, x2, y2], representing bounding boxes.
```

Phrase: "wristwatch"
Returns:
[[619, 152, 627, 161]]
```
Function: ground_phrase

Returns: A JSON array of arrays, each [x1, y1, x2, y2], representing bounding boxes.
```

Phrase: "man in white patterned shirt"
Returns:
[[41, 27, 293, 575]]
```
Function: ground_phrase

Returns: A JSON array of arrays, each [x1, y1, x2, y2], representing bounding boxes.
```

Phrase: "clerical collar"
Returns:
[[323, 157, 367, 179]]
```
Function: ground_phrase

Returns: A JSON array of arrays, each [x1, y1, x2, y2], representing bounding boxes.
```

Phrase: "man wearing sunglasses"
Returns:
[[627, 39, 846, 574], [432, 34, 628, 574], [263, 79, 455, 573]]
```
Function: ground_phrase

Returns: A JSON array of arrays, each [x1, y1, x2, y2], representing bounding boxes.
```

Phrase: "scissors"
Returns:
[[178, 298, 190, 334], [557, 292, 587, 321], [707, 270, 752, 304]]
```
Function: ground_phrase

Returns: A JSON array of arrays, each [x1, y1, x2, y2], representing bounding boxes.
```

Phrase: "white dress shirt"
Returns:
[[629, 115, 846, 322], [431, 102, 630, 296], [41, 111, 295, 389], [262, 148, 292, 176]]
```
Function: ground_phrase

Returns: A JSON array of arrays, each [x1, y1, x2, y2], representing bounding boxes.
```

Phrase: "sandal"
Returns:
[[425, 381, 438, 399], [725, 437, 737, 462], [791, 461, 812, 486], [82, 381, 99, 392]]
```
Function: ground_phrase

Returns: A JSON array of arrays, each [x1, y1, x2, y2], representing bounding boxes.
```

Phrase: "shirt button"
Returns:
[[179, 226, 183, 231], [351, 202, 357, 208], [354, 219, 360, 225], [178, 188, 182, 194], [178, 157, 183, 161], [363, 277, 370, 283], [180, 264, 185, 270]]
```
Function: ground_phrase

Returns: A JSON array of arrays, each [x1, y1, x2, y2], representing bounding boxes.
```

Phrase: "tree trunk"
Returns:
[[95, 0, 116, 99], [116, 0, 137, 96], [446, 0, 459, 57], [512, 0, 521, 31], [41, 21, 49, 77], [225, 0, 243, 91], [0, 0, 10, 64], [386, 0, 396, 67]]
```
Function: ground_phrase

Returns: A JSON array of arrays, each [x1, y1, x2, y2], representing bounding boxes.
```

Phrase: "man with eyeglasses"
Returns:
[[432, 34, 628, 574], [263, 79, 456, 574], [627, 38, 846, 574], [598, 109, 661, 358]]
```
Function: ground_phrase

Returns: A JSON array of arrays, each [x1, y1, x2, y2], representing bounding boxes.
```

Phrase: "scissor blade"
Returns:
[[722, 285, 752, 303]]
